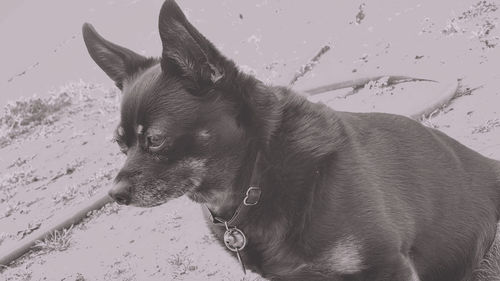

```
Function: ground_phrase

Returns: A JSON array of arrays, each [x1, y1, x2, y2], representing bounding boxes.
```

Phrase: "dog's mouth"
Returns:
[[128, 179, 196, 207], [109, 158, 208, 207], [128, 198, 169, 208]]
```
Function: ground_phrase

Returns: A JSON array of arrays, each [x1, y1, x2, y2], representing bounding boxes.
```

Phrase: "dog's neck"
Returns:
[[203, 82, 283, 220], [204, 147, 263, 221], [204, 90, 338, 222]]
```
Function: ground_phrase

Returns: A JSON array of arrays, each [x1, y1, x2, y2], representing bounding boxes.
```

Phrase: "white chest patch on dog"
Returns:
[[328, 235, 364, 274], [409, 261, 420, 281]]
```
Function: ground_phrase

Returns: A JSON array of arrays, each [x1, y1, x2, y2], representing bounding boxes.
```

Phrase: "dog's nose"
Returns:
[[109, 180, 131, 205]]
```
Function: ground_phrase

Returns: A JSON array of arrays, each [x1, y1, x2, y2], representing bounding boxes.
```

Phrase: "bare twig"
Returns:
[[304, 75, 436, 96], [289, 44, 331, 86]]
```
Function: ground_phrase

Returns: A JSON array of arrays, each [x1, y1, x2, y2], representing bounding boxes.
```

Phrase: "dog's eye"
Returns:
[[147, 134, 166, 151]]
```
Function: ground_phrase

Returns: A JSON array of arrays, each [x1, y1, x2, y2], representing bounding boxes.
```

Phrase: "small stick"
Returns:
[[303, 75, 437, 96], [289, 44, 331, 86], [0, 190, 113, 267], [410, 80, 458, 120]]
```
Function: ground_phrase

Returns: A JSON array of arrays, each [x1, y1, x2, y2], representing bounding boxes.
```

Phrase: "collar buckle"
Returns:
[[243, 186, 261, 206]]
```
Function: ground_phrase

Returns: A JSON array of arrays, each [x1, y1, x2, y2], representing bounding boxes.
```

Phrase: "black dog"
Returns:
[[83, 1, 500, 280]]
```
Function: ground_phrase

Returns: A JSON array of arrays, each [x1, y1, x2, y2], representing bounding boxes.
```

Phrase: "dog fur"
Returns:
[[82, 1, 500, 280]]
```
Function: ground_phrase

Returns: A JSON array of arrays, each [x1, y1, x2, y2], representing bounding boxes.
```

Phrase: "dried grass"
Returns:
[[33, 225, 74, 253]]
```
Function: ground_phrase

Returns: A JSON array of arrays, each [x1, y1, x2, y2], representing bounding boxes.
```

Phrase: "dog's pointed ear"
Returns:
[[82, 23, 153, 89], [158, 0, 227, 92]]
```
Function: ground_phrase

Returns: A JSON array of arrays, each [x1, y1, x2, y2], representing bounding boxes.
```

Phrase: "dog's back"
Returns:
[[234, 92, 500, 280], [281, 95, 500, 280]]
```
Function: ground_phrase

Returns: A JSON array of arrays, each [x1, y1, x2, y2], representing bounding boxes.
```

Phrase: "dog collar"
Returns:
[[206, 186, 262, 226], [203, 152, 262, 274]]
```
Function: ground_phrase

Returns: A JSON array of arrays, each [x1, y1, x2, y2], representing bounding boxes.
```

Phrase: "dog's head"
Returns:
[[82, 0, 278, 207]]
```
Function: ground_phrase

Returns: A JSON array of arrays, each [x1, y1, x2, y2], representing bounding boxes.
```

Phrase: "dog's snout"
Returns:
[[109, 180, 131, 205]]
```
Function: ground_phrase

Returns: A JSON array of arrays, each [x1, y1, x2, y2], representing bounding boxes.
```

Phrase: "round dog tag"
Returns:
[[223, 227, 247, 252]]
